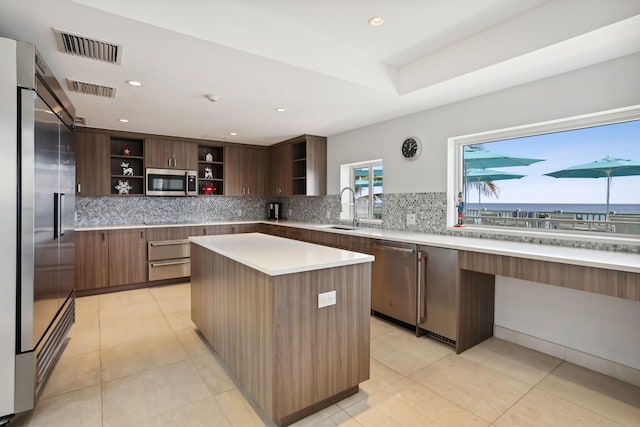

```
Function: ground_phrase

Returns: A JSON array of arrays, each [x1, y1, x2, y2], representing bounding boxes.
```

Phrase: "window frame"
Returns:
[[447, 105, 640, 243], [340, 159, 383, 224]]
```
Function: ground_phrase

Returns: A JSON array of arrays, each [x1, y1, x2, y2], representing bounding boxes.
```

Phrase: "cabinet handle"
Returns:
[[102, 232, 106, 242], [247, 185, 250, 195], [168, 158, 171, 167], [150, 259, 190, 267], [77, 183, 81, 193]]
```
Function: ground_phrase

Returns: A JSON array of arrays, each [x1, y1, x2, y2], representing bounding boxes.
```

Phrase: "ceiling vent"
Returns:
[[74, 117, 86, 125], [53, 28, 122, 64], [67, 79, 117, 98]]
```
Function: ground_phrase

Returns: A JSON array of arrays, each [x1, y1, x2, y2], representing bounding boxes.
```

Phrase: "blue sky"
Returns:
[[466, 119, 640, 205]]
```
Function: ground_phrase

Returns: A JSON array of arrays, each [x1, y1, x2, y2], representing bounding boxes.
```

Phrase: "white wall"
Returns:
[[327, 52, 640, 369], [495, 277, 640, 370], [327, 52, 640, 195], [0, 37, 17, 416]]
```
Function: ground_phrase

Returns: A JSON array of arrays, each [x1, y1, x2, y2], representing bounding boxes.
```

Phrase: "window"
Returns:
[[449, 106, 640, 237], [340, 160, 383, 222]]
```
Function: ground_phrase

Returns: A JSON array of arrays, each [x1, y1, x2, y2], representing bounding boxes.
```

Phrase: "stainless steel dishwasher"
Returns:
[[417, 245, 458, 345], [371, 240, 418, 326]]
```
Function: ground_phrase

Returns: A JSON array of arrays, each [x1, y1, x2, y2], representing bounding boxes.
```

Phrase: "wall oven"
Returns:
[[146, 168, 197, 196]]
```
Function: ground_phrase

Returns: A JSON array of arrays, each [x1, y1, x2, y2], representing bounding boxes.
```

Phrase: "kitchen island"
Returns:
[[189, 233, 374, 426]]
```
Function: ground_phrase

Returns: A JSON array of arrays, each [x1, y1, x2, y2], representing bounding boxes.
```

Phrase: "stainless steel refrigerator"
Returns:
[[0, 38, 76, 423]]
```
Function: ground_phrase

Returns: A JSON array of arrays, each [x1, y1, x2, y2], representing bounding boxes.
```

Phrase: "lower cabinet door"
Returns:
[[76, 231, 109, 290], [108, 229, 147, 286]]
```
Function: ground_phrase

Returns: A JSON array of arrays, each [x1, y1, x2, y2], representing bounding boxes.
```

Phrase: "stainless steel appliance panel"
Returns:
[[31, 94, 60, 349], [146, 168, 197, 196], [417, 246, 458, 342], [58, 120, 75, 305], [371, 241, 417, 325]]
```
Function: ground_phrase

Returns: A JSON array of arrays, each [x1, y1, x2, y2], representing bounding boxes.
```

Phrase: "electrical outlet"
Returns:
[[288, 209, 292, 217], [318, 290, 336, 308], [326, 210, 331, 219], [237, 209, 243, 216], [406, 213, 416, 225]]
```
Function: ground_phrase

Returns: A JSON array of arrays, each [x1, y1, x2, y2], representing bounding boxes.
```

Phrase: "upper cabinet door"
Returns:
[[225, 145, 268, 197], [268, 143, 292, 197], [76, 130, 110, 196], [145, 139, 197, 170]]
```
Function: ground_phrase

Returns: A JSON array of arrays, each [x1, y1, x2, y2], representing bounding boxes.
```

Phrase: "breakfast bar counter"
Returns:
[[189, 233, 374, 426]]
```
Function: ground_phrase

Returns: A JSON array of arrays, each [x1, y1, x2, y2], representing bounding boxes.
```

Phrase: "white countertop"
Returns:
[[76, 220, 639, 274], [270, 222, 640, 274], [189, 232, 374, 276]]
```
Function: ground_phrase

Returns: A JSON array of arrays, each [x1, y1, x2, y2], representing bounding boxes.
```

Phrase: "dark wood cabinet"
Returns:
[[198, 145, 224, 196], [110, 137, 145, 195], [75, 231, 109, 290], [225, 145, 268, 196], [145, 138, 197, 170], [76, 130, 110, 196], [108, 229, 147, 286], [291, 135, 327, 196], [268, 142, 292, 196]]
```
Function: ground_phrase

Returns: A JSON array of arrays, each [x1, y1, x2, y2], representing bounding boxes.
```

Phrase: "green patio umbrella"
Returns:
[[464, 146, 544, 169], [467, 168, 525, 205], [544, 155, 640, 220]]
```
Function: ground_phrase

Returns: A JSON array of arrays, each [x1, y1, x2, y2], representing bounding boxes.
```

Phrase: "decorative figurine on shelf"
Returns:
[[121, 162, 134, 176], [202, 183, 216, 195], [204, 167, 213, 179], [115, 179, 133, 194], [455, 191, 465, 227], [205, 152, 213, 162], [122, 145, 131, 156]]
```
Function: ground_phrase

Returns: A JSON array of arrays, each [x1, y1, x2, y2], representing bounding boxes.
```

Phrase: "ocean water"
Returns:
[[465, 203, 640, 214]]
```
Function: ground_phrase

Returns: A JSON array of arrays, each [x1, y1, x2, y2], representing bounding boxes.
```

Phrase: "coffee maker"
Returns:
[[267, 202, 281, 220]]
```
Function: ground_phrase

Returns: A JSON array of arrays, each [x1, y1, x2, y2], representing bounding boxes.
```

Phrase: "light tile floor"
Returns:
[[11, 282, 640, 427]]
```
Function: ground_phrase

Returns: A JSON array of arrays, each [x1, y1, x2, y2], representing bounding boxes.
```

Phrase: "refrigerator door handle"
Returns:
[[59, 193, 65, 236], [53, 192, 59, 239]]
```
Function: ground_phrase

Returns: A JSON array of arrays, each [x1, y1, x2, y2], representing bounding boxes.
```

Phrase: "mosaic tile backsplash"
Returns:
[[76, 193, 636, 253]]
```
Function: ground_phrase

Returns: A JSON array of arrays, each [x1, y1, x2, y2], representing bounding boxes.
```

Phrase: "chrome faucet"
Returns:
[[340, 186, 359, 227]]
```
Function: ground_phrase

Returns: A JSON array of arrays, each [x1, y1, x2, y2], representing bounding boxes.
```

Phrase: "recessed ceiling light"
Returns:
[[368, 16, 384, 26], [126, 80, 143, 87], [229, 132, 237, 136], [119, 118, 129, 123], [275, 107, 286, 112]]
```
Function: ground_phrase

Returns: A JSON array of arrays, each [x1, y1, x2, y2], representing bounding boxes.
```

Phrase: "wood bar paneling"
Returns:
[[459, 251, 640, 301], [456, 270, 495, 353], [190, 242, 371, 426]]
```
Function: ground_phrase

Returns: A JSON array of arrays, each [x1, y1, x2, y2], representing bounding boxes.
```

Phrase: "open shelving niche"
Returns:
[[198, 145, 224, 195], [110, 137, 144, 195], [292, 140, 307, 195]]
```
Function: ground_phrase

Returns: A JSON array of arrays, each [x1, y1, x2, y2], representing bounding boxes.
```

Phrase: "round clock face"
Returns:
[[401, 137, 421, 160]]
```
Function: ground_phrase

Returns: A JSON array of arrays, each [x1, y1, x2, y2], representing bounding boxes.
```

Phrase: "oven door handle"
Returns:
[[150, 259, 191, 267]]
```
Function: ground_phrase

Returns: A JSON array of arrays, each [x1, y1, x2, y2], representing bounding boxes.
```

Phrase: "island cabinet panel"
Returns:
[[272, 264, 370, 425], [190, 240, 371, 426], [108, 229, 147, 286], [75, 231, 109, 290]]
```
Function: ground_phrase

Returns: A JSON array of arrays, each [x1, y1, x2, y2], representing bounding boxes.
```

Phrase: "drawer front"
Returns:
[[148, 240, 190, 261], [148, 258, 191, 281]]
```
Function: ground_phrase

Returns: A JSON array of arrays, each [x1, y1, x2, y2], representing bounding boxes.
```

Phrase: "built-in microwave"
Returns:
[[146, 168, 198, 196]]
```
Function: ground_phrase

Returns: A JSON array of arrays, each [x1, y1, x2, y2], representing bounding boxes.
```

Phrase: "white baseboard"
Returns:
[[494, 325, 640, 388]]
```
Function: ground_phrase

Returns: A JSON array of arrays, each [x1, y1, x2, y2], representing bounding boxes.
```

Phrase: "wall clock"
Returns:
[[401, 136, 421, 160]]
